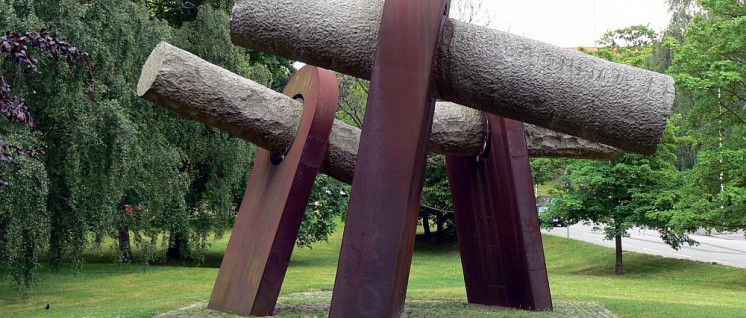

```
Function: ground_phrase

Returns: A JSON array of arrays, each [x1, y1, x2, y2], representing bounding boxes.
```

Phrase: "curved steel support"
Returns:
[[208, 66, 339, 316]]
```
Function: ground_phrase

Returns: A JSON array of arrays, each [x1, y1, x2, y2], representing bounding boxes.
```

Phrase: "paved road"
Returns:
[[542, 224, 746, 268]]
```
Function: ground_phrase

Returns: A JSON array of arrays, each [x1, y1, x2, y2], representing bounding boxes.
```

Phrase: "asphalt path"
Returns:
[[542, 224, 746, 268]]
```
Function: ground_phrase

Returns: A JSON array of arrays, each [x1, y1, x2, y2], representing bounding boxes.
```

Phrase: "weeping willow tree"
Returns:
[[1, 0, 189, 290], [0, 0, 347, 293]]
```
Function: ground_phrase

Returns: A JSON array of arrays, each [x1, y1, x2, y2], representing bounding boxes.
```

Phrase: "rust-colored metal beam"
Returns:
[[329, 1, 451, 317], [207, 66, 338, 316], [446, 115, 552, 310]]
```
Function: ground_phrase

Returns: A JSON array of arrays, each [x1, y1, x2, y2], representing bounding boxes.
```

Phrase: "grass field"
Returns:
[[1, 222, 745, 318], [537, 182, 561, 198]]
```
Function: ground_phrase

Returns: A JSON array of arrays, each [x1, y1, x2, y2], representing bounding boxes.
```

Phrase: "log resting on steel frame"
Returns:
[[447, 115, 552, 311], [207, 66, 338, 316], [137, 42, 619, 185], [230, 0, 676, 155], [329, 0, 450, 317]]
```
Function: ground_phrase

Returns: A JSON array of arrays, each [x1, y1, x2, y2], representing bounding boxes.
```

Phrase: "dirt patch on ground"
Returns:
[[157, 291, 617, 318]]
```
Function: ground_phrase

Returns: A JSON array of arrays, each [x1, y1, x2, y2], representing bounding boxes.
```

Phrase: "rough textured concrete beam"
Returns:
[[435, 102, 618, 160], [230, 0, 675, 155], [138, 42, 618, 184]]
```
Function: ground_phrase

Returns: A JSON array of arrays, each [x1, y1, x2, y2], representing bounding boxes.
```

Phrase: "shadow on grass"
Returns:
[[413, 233, 461, 255]]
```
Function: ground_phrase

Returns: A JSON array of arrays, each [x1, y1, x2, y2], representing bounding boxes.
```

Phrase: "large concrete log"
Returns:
[[230, 0, 675, 155], [435, 102, 619, 159], [138, 42, 617, 184]]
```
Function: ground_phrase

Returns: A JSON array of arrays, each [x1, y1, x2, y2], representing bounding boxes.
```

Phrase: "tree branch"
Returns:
[[420, 204, 454, 215], [719, 101, 746, 125]]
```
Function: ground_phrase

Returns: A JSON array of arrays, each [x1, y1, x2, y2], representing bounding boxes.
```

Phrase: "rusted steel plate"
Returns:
[[446, 115, 553, 311], [208, 66, 339, 316], [328, 0, 451, 317]]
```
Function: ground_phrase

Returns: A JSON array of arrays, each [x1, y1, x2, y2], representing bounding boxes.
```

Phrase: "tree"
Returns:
[[336, 74, 368, 129], [421, 154, 455, 243], [0, 4, 136, 291], [0, 0, 194, 285], [0, 0, 335, 293], [531, 158, 569, 186], [136, 1, 341, 260], [544, 26, 694, 275], [664, 0, 746, 235], [543, 124, 689, 274], [298, 175, 349, 248]]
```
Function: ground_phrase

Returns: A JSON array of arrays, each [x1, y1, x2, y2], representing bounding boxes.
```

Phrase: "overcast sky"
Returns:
[[478, 0, 672, 47], [294, 0, 672, 69]]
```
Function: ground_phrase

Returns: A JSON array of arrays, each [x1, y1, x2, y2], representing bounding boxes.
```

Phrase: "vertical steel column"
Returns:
[[446, 115, 553, 311], [208, 66, 339, 316], [329, 1, 450, 317]]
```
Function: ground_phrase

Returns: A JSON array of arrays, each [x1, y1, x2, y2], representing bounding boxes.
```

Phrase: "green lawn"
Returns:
[[1, 223, 745, 318], [537, 181, 561, 197]]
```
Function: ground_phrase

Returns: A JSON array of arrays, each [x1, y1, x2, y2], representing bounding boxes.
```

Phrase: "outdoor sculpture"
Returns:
[[137, 0, 676, 317], [231, 0, 675, 155], [137, 43, 618, 183]]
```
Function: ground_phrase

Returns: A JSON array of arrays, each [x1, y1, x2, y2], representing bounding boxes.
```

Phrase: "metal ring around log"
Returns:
[[208, 65, 339, 316]]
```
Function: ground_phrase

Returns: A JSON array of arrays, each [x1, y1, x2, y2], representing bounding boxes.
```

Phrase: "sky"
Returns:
[[477, 0, 672, 47], [294, 0, 673, 69]]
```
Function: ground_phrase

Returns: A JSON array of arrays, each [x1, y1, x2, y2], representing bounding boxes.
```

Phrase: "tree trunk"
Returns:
[[615, 234, 624, 275], [422, 215, 431, 238], [436, 211, 444, 245], [167, 231, 190, 261], [118, 228, 133, 263]]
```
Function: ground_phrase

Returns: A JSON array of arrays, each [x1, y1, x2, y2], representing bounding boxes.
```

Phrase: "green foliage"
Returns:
[[667, 0, 745, 127], [546, 25, 696, 257], [664, 0, 746, 234], [0, 0, 328, 292], [531, 158, 568, 186], [336, 74, 368, 128], [137, 0, 234, 28], [422, 155, 453, 212], [160, 3, 262, 262], [0, 131, 49, 292], [580, 25, 657, 68], [663, 145, 746, 234], [297, 175, 349, 248], [544, 123, 690, 247]]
